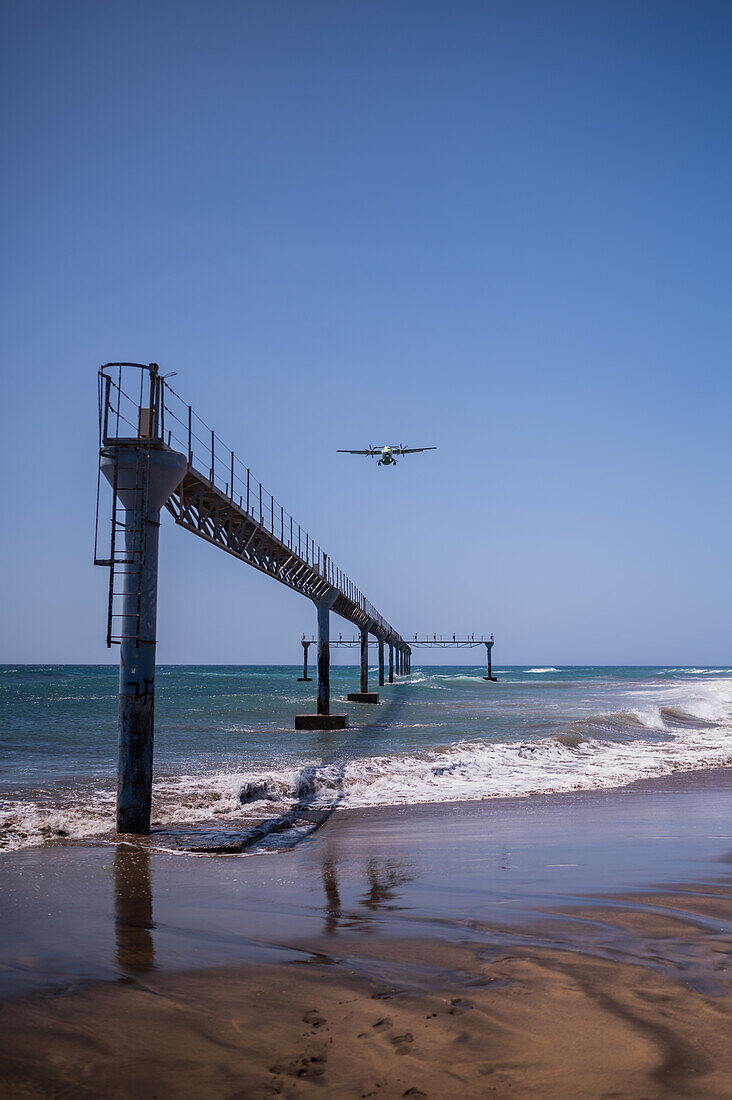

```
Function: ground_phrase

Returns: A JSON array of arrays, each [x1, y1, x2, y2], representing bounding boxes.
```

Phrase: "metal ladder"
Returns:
[[95, 449, 150, 648]]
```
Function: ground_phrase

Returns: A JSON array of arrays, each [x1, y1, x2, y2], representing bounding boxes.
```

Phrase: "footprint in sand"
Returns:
[[391, 1031, 414, 1055], [269, 1052, 328, 1080], [295, 1055, 327, 1079], [302, 1009, 327, 1029]]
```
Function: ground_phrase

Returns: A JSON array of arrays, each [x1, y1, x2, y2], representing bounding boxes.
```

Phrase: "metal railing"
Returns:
[[98, 362, 394, 637], [302, 635, 492, 646]]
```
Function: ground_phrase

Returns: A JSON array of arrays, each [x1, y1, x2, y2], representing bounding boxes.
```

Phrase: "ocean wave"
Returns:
[[432, 673, 487, 686], [3, 719, 732, 854], [558, 709, 668, 742], [679, 668, 732, 675], [526, 668, 559, 673], [230, 726, 732, 812], [4, 669, 732, 855], [0, 790, 116, 853], [659, 705, 717, 728]]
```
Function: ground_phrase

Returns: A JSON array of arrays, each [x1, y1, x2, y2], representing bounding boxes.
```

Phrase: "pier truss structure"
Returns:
[[95, 362, 412, 833], [298, 635, 497, 686]]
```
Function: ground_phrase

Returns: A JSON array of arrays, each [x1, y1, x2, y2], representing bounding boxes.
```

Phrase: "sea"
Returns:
[[2, 664, 732, 854]]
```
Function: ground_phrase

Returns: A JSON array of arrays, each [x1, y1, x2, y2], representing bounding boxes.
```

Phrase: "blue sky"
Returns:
[[1, 0, 730, 664]]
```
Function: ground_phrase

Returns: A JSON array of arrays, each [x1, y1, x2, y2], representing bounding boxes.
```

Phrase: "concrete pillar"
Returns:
[[483, 639, 498, 682], [296, 589, 347, 728], [101, 444, 187, 834], [348, 623, 378, 703], [298, 638, 312, 682], [389, 643, 394, 683], [317, 598, 332, 715], [378, 637, 385, 687]]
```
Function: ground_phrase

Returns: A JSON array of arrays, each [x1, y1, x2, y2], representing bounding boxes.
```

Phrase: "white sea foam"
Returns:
[[679, 668, 732, 675], [526, 668, 559, 673], [0, 790, 116, 853], [232, 724, 732, 811], [3, 674, 732, 854], [4, 720, 731, 854]]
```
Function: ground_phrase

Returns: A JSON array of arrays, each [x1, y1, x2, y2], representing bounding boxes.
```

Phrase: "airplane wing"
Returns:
[[393, 446, 437, 455], [336, 448, 377, 455]]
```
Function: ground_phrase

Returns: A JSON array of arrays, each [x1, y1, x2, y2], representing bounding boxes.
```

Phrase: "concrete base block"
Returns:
[[483, 676, 498, 682], [295, 714, 348, 730], [297, 676, 312, 682], [347, 692, 379, 704]]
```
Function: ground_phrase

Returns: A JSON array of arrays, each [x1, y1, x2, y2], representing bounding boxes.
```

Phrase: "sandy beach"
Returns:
[[2, 767, 732, 1097]]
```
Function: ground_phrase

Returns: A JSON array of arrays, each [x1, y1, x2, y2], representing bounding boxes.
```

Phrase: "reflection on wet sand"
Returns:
[[320, 849, 415, 935], [321, 857, 342, 935], [362, 858, 412, 911], [114, 844, 156, 974]]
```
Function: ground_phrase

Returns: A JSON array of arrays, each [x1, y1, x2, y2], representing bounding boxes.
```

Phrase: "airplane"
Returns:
[[336, 444, 437, 467]]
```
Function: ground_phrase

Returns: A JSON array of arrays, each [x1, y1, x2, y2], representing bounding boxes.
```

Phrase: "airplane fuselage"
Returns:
[[337, 442, 435, 464]]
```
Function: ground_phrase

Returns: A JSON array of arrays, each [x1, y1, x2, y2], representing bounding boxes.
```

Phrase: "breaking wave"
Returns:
[[3, 669, 731, 854], [3, 719, 732, 854]]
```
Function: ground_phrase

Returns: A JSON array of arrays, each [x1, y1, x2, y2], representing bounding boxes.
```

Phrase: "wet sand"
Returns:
[[2, 768, 732, 1097]]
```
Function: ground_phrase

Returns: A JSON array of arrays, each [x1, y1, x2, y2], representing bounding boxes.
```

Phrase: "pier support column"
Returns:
[[348, 622, 378, 703], [101, 444, 187, 834], [317, 597, 332, 713], [389, 643, 394, 683], [298, 637, 312, 682], [378, 638, 385, 687], [296, 589, 347, 729], [483, 637, 498, 682]]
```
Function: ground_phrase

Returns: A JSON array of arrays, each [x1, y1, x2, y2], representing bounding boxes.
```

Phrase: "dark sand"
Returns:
[[2, 769, 732, 1097]]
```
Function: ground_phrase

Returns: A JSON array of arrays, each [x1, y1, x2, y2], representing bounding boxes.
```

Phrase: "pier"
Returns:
[[95, 362, 412, 833], [301, 634, 497, 684]]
